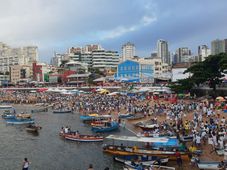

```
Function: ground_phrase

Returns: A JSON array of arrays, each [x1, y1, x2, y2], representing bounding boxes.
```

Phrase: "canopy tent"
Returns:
[[106, 135, 170, 143]]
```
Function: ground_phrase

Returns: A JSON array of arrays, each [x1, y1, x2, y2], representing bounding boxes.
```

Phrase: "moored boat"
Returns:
[[16, 113, 32, 119], [53, 109, 72, 114], [126, 114, 145, 120], [31, 107, 48, 113], [138, 124, 159, 131], [80, 113, 99, 121], [59, 131, 104, 142], [6, 118, 35, 125], [118, 113, 133, 119], [114, 155, 169, 165], [92, 121, 119, 133], [2, 114, 16, 119], [0, 105, 13, 109], [196, 160, 227, 170], [103, 135, 189, 161], [80, 114, 112, 122], [123, 165, 176, 170], [26, 124, 42, 133]]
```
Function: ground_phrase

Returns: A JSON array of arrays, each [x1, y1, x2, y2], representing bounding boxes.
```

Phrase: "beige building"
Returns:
[[10, 65, 32, 84], [0, 42, 38, 73], [135, 57, 171, 80]]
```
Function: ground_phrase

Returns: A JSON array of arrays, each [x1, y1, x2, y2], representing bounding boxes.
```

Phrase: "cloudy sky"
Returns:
[[0, 0, 227, 62]]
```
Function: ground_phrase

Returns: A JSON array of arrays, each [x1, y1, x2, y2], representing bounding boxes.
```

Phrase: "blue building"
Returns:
[[115, 60, 154, 83]]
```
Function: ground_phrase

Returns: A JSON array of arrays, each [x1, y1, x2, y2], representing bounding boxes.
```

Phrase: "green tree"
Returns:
[[169, 78, 194, 93], [184, 53, 227, 91]]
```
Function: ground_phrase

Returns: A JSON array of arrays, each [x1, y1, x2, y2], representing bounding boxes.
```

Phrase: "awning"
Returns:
[[106, 135, 169, 143]]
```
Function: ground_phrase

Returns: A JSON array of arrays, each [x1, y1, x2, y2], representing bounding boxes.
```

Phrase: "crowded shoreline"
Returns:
[[0, 87, 227, 170]]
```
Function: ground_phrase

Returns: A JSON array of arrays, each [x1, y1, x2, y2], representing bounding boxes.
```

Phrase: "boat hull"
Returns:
[[53, 110, 72, 114], [197, 161, 226, 170], [6, 119, 35, 125], [60, 132, 103, 142], [92, 122, 119, 133], [103, 146, 189, 161]]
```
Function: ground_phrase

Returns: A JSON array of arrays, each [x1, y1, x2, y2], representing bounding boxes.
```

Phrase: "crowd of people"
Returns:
[[1, 89, 227, 169]]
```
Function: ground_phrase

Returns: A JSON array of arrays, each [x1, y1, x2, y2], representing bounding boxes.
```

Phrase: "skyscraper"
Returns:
[[198, 45, 211, 61], [211, 39, 225, 55], [157, 39, 169, 64], [122, 42, 135, 61], [175, 47, 191, 63]]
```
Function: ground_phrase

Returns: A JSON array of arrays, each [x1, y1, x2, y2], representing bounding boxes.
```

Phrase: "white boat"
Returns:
[[197, 161, 227, 170], [0, 105, 13, 109]]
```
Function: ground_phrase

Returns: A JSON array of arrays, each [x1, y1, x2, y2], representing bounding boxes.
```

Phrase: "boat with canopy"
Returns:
[[103, 135, 189, 161]]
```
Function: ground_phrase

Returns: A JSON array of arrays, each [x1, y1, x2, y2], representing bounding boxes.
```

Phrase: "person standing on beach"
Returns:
[[22, 158, 30, 170]]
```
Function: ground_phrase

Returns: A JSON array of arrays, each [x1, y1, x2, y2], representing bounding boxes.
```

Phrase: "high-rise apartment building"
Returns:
[[198, 45, 211, 61], [175, 47, 192, 63], [92, 50, 119, 70], [53, 45, 120, 70], [211, 39, 225, 55], [0, 42, 38, 73], [157, 39, 169, 64], [122, 42, 135, 61]]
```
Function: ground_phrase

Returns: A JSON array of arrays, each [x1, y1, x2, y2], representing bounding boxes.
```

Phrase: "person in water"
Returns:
[[22, 158, 30, 170]]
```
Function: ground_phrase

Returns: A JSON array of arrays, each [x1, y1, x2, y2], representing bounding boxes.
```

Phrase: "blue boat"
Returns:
[[92, 121, 119, 133], [6, 118, 35, 125], [2, 114, 16, 119], [80, 114, 111, 122], [80, 114, 99, 121], [118, 113, 133, 119]]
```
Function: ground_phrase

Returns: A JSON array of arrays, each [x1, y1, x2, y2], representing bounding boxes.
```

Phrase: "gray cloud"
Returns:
[[0, 0, 226, 62]]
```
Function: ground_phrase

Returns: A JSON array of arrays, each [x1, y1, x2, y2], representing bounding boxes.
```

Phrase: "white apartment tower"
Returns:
[[198, 45, 211, 61], [157, 39, 169, 64], [122, 42, 135, 61]]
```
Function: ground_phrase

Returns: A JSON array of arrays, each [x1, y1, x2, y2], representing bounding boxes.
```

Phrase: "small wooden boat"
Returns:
[[59, 131, 104, 142], [92, 121, 119, 133], [114, 156, 169, 165], [126, 114, 145, 120], [53, 109, 72, 114], [124, 165, 176, 170], [2, 114, 15, 119], [80, 114, 99, 121], [90, 120, 108, 127], [31, 107, 48, 113], [26, 125, 42, 133], [80, 114, 111, 122], [138, 124, 159, 131], [197, 160, 227, 170], [6, 118, 35, 125], [0, 105, 13, 109], [16, 113, 31, 119], [118, 113, 133, 119]]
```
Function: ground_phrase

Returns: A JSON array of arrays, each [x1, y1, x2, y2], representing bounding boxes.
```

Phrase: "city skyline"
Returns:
[[0, 0, 227, 62]]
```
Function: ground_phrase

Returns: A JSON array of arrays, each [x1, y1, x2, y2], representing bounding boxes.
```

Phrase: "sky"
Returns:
[[0, 0, 227, 62]]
